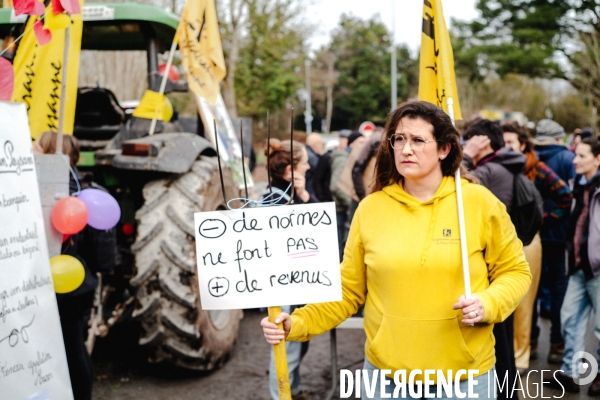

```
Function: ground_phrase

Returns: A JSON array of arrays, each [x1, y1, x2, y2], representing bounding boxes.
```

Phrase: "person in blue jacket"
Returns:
[[531, 119, 576, 363]]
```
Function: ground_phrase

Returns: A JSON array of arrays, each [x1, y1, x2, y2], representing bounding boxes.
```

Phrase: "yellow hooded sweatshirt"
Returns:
[[288, 176, 531, 380]]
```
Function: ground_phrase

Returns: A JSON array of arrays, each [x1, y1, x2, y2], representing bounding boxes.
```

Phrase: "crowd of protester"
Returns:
[[262, 101, 600, 399]]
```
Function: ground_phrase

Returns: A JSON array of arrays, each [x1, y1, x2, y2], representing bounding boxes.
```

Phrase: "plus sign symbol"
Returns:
[[208, 277, 230, 298]]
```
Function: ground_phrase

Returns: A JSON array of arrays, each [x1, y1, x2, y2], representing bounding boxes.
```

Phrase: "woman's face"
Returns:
[[393, 117, 448, 182], [292, 147, 310, 177], [574, 143, 600, 178]]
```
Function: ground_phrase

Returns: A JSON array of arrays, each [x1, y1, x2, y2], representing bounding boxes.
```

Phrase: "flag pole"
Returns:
[[448, 97, 471, 300], [56, 26, 71, 153]]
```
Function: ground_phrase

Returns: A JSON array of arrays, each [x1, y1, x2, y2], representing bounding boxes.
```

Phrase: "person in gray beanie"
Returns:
[[532, 119, 576, 364], [536, 119, 566, 142]]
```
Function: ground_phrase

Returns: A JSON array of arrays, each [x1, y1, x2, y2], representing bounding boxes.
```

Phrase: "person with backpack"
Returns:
[[462, 118, 533, 400], [502, 121, 572, 372], [532, 119, 576, 364], [546, 137, 600, 395]]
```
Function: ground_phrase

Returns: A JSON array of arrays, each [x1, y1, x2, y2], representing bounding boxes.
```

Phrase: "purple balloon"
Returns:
[[77, 188, 121, 230]]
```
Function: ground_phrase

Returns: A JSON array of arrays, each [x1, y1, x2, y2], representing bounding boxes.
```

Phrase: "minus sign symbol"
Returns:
[[203, 227, 218, 231]]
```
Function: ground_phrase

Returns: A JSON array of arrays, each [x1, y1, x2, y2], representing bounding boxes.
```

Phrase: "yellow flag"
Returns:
[[176, 0, 226, 105], [418, 0, 462, 120], [132, 90, 174, 122], [11, 1, 84, 140]]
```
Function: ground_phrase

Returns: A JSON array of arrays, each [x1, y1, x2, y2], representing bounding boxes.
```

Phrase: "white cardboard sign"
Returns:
[[194, 202, 341, 310], [0, 102, 74, 399]]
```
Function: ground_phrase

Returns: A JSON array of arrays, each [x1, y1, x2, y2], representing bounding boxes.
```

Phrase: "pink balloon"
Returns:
[[77, 189, 120, 230], [0, 58, 14, 101]]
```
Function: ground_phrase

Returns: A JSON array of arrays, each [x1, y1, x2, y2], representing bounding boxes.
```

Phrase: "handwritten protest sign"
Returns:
[[194, 202, 341, 310], [0, 102, 74, 399]]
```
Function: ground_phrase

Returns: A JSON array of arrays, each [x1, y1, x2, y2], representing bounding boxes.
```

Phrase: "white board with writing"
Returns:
[[194, 202, 341, 310], [0, 102, 74, 399]]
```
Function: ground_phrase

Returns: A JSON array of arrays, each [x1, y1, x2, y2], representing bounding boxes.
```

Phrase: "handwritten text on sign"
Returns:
[[194, 203, 341, 310], [0, 102, 73, 399]]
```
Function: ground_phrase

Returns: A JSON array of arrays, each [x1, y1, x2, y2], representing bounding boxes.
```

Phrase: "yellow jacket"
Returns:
[[288, 176, 531, 380]]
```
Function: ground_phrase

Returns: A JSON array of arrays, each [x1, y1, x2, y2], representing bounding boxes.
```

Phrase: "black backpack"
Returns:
[[509, 173, 543, 246]]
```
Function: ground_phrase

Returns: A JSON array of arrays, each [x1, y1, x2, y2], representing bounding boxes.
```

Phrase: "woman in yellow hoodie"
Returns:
[[262, 101, 531, 399]]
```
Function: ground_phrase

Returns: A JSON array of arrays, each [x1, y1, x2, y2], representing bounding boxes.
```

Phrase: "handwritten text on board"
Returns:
[[194, 202, 341, 310], [0, 102, 73, 399]]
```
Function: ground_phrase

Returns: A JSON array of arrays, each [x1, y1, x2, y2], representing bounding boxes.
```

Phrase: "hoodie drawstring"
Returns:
[[420, 196, 439, 265]]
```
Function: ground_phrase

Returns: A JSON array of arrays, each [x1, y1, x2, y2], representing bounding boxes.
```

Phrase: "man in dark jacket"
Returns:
[[305, 133, 323, 199], [312, 131, 350, 202], [532, 119, 576, 364], [463, 119, 527, 400]]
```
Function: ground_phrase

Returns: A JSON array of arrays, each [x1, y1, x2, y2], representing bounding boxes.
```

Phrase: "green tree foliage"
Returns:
[[233, 0, 307, 120], [453, 0, 574, 81], [318, 14, 417, 131]]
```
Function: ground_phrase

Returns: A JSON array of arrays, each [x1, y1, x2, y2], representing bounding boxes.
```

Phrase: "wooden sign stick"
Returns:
[[213, 115, 291, 399], [265, 111, 291, 400], [268, 306, 291, 400]]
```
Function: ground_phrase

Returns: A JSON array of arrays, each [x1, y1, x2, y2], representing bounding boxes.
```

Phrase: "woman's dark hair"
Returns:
[[463, 119, 505, 151], [373, 100, 469, 192], [581, 137, 600, 157], [264, 138, 305, 181], [500, 121, 533, 153], [36, 130, 80, 168]]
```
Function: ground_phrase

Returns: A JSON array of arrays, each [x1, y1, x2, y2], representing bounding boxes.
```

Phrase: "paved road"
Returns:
[[522, 316, 597, 400], [91, 309, 597, 399]]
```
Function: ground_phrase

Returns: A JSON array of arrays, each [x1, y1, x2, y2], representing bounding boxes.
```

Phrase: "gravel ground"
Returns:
[[91, 309, 366, 400]]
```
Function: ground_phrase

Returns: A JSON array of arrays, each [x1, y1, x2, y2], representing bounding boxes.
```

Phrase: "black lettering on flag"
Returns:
[[423, 14, 434, 40], [424, 0, 433, 8], [422, 13, 439, 57], [197, 8, 206, 44]]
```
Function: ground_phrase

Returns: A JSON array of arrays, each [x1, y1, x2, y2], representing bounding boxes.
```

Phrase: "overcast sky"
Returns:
[[306, 0, 479, 54]]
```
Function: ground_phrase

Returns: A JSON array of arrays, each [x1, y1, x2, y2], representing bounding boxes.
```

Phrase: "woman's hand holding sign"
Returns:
[[261, 312, 291, 345]]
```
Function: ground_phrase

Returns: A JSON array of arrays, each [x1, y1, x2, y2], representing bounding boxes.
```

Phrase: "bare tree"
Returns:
[[573, 31, 600, 115], [323, 49, 337, 133], [219, 0, 246, 118]]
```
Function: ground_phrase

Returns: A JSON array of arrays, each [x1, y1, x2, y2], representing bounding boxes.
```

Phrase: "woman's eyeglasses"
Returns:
[[388, 135, 436, 151]]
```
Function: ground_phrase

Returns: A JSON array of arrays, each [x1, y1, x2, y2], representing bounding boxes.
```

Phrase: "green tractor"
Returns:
[[0, 3, 249, 371]]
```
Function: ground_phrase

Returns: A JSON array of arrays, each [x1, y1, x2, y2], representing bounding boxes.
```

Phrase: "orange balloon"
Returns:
[[51, 196, 88, 234]]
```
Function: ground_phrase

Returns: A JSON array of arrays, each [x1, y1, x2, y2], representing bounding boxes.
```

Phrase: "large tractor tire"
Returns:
[[129, 155, 243, 370]]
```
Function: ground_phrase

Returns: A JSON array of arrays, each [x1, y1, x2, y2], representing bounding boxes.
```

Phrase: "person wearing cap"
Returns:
[[330, 131, 366, 260], [532, 119, 576, 364]]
